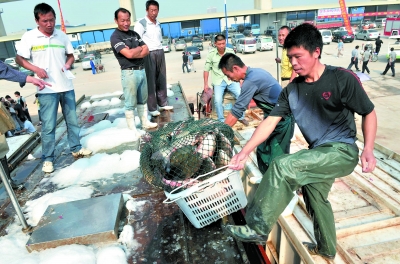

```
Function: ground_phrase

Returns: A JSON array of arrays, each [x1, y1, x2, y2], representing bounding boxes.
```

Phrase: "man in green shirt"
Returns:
[[203, 34, 248, 125]]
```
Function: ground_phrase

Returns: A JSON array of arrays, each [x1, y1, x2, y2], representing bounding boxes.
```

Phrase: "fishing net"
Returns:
[[140, 119, 235, 193]]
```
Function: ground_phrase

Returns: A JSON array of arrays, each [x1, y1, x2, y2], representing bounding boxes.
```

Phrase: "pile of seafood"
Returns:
[[140, 119, 235, 193]]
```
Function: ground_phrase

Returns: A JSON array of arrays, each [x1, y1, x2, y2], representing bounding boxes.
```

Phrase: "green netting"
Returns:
[[140, 119, 235, 193]]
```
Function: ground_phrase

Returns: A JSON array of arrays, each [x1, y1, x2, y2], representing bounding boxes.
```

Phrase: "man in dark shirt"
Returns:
[[219, 53, 294, 174], [375, 36, 383, 55], [110, 7, 157, 136], [224, 24, 377, 261], [182, 52, 190, 73]]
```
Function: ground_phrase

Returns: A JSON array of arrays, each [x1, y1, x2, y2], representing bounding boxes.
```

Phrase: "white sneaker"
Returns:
[[42, 161, 54, 173], [159, 105, 173, 111], [72, 147, 92, 158], [149, 110, 160, 116]]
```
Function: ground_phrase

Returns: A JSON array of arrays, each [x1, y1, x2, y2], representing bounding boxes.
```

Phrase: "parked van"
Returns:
[[237, 38, 257, 54], [319, 29, 332, 44], [375, 18, 387, 28]]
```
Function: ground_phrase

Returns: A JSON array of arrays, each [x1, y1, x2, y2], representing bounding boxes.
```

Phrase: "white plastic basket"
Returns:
[[163, 168, 247, 228]]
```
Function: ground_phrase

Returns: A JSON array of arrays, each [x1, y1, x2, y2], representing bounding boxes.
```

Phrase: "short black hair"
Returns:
[[14, 91, 20, 96], [218, 53, 245, 71], [279, 25, 291, 32], [283, 23, 323, 59], [34, 3, 56, 21], [146, 0, 159, 10], [114, 8, 131, 20], [5, 95, 11, 99], [355, 45, 359, 49], [214, 34, 226, 42], [391, 47, 394, 51], [20, 116, 26, 122]]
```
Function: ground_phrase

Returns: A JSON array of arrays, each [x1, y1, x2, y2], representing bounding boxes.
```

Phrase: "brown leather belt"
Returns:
[[122, 66, 144, 70]]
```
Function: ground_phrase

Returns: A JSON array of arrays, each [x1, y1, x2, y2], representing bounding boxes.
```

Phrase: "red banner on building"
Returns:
[[57, 0, 66, 33], [318, 10, 400, 19], [339, 0, 352, 34]]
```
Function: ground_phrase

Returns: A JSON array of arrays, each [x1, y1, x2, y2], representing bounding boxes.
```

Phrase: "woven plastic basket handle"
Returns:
[[163, 165, 231, 204]]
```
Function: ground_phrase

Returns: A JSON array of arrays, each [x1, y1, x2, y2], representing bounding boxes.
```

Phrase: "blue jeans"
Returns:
[[39, 90, 82, 162], [121, 69, 148, 110], [213, 80, 244, 122]]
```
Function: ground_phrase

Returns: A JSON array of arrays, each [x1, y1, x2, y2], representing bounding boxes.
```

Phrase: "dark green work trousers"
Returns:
[[246, 142, 359, 256], [256, 102, 294, 174]]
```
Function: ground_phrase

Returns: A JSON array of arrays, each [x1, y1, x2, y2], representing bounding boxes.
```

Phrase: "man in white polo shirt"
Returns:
[[16, 3, 92, 173], [134, 0, 173, 117]]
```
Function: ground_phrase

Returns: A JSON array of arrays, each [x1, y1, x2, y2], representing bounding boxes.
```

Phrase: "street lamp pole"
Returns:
[[224, 0, 228, 43], [273, 20, 280, 83]]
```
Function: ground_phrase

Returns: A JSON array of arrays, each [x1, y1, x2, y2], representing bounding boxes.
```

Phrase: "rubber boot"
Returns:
[[125, 110, 141, 138], [137, 104, 158, 129]]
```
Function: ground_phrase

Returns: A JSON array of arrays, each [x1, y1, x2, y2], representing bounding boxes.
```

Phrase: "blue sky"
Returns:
[[0, 0, 253, 34]]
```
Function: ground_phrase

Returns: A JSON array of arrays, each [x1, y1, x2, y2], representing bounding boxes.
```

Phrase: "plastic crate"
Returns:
[[164, 169, 247, 228]]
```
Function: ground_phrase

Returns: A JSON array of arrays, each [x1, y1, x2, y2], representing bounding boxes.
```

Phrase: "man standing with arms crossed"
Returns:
[[16, 3, 92, 173], [275, 26, 296, 87], [135, 0, 173, 117], [111, 7, 157, 135], [224, 24, 377, 261], [203, 34, 248, 125], [219, 54, 294, 174]]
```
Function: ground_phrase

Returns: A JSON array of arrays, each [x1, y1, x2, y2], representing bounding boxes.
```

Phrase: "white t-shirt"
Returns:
[[17, 28, 75, 94], [23, 120, 36, 133], [134, 17, 162, 51]]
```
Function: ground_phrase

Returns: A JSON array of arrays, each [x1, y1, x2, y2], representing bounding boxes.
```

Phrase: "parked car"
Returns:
[[184, 46, 201, 59], [4, 57, 18, 70], [236, 37, 257, 54], [231, 33, 245, 46], [191, 39, 204, 50], [356, 29, 380, 40], [19, 66, 34, 76], [162, 39, 171, 52], [174, 39, 186, 51], [203, 34, 211, 41], [256, 36, 273, 51], [81, 55, 101, 70], [226, 43, 237, 53], [319, 29, 332, 45], [332, 30, 355, 43]]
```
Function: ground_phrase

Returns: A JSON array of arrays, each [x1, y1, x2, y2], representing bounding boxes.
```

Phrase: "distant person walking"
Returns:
[[347, 45, 360, 71], [134, 0, 173, 117], [182, 52, 190, 73], [33, 94, 41, 126], [375, 36, 383, 55], [188, 52, 196, 72], [381, 47, 397, 77], [89, 58, 96, 74], [337, 39, 344, 57], [361, 46, 371, 74]]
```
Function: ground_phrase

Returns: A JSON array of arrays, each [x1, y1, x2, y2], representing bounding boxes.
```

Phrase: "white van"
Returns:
[[237, 38, 257, 54], [319, 30, 332, 45], [375, 18, 386, 28]]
